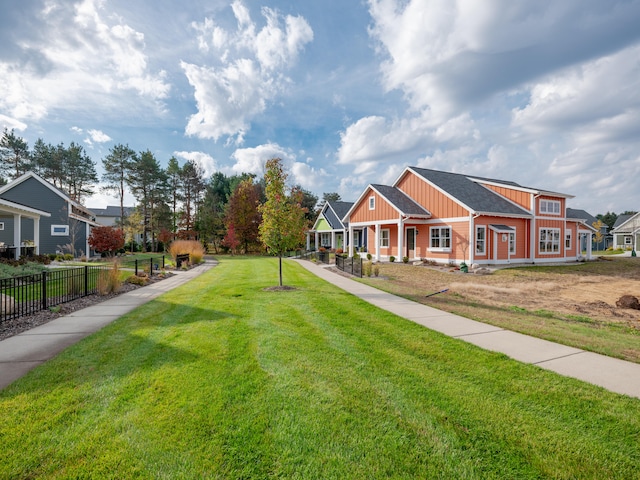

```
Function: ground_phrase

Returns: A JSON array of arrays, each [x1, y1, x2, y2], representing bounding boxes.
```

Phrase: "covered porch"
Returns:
[[0, 199, 50, 260]]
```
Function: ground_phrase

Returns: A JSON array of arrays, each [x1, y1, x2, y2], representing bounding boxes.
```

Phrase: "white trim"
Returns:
[[51, 224, 69, 236], [539, 227, 561, 254], [475, 225, 486, 255], [565, 230, 572, 250], [509, 231, 516, 255], [539, 199, 561, 215], [0, 222, 3, 231], [368, 196, 375, 210], [429, 226, 451, 251], [379, 228, 390, 248]]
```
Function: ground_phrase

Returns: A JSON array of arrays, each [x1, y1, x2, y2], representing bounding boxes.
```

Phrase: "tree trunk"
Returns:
[[279, 252, 283, 286]]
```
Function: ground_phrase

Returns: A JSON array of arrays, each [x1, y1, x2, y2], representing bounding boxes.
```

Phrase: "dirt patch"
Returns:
[[359, 257, 640, 328], [263, 286, 297, 292]]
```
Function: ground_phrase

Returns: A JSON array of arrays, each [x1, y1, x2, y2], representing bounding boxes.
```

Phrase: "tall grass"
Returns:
[[168, 240, 205, 264], [97, 261, 122, 295]]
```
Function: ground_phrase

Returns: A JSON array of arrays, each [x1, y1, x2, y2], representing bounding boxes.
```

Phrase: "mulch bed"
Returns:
[[0, 273, 174, 342]]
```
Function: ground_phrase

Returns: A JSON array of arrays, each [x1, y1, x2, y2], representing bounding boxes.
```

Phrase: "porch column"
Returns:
[[314, 232, 319, 251], [397, 218, 404, 260], [586, 233, 593, 260], [348, 225, 354, 257], [34, 218, 40, 255], [306, 233, 310, 251], [374, 224, 380, 261], [331, 231, 336, 250], [13, 213, 21, 259]]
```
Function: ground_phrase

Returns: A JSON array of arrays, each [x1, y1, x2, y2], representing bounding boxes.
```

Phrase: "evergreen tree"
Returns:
[[102, 144, 135, 224], [0, 128, 31, 179]]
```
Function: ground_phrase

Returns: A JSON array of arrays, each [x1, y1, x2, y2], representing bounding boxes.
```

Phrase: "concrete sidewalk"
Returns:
[[0, 259, 217, 391], [294, 259, 640, 399]]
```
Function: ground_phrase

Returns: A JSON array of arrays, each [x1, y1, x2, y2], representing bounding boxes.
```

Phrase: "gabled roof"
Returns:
[[342, 183, 432, 222], [405, 167, 532, 217], [369, 184, 431, 218], [611, 213, 640, 233], [312, 201, 354, 231], [0, 171, 98, 224], [0, 197, 51, 218], [566, 208, 598, 231]]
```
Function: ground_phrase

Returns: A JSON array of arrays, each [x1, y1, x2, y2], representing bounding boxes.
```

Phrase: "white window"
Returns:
[[540, 199, 561, 215], [565, 231, 572, 250], [51, 225, 69, 236], [368, 196, 375, 210], [476, 226, 486, 255], [379, 229, 390, 248], [539, 228, 560, 254], [320, 232, 331, 248], [430, 226, 451, 250], [509, 232, 516, 254], [0, 222, 4, 231]]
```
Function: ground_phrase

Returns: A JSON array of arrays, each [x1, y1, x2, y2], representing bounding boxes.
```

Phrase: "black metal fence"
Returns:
[[335, 255, 363, 278], [119, 256, 165, 275], [0, 265, 108, 322]]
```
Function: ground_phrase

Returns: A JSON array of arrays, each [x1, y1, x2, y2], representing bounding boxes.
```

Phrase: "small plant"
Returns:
[[66, 274, 83, 295], [364, 261, 373, 277], [49, 305, 61, 313], [402, 256, 409, 264], [390, 256, 396, 263], [373, 264, 380, 277], [63, 253, 73, 261], [336, 248, 344, 254], [366, 253, 372, 260], [127, 275, 148, 286]]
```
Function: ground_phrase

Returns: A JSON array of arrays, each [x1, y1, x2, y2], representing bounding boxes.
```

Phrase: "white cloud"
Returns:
[[87, 129, 111, 143], [0, 115, 27, 132], [230, 143, 295, 176], [184, 2, 313, 142], [174, 151, 218, 177], [0, 0, 169, 122]]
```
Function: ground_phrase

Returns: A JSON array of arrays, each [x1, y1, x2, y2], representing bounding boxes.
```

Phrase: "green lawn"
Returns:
[[1, 256, 639, 478]]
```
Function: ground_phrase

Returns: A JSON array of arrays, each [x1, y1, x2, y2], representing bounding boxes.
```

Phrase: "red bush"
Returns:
[[88, 226, 125, 256]]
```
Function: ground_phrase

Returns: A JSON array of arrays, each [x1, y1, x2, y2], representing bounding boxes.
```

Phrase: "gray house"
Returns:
[[307, 201, 368, 252], [611, 213, 640, 250], [0, 172, 99, 258]]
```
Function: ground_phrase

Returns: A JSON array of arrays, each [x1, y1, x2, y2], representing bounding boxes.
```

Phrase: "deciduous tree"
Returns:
[[225, 178, 261, 253], [259, 158, 308, 286], [88, 226, 125, 256]]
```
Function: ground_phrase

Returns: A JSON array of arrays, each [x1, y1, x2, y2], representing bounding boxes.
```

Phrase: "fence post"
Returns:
[[84, 266, 88, 296], [149, 257, 153, 273], [41, 271, 47, 311], [162, 255, 165, 268], [135, 259, 138, 276]]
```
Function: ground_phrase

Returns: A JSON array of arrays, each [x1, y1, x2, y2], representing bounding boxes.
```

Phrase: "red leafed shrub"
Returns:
[[88, 226, 125, 256]]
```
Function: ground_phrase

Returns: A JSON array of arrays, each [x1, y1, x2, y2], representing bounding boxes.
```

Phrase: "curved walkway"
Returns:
[[0, 259, 217, 391], [294, 259, 640, 399]]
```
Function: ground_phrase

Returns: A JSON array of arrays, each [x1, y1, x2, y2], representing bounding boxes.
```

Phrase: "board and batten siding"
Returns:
[[350, 189, 399, 223], [396, 172, 469, 219], [483, 184, 531, 211]]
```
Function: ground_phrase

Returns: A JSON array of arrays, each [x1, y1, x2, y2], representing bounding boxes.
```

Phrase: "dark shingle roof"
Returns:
[[408, 167, 531, 216], [90, 206, 134, 217], [371, 184, 431, 217], [566, 208, 597, 226], [330, 201, 353, 221], [613, 214, 633, 229]]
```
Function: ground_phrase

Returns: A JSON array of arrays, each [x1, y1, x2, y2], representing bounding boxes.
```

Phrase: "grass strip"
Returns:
[[1, 256, 639, 478]]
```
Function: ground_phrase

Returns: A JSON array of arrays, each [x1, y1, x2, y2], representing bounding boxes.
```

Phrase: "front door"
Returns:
[[406, 227, 416, 259]]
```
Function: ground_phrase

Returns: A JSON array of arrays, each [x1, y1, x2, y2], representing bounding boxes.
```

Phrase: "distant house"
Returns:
[[308, 201, 367, 252], [0, 171, 99, 257], [90, 205, 135, 227], [611, 213, 640, 250], [342, 167, 596, 265]]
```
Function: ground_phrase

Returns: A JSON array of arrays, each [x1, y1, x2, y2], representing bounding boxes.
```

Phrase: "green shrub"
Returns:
[[402, 256, 409, 263], [373, 264, 380, 277], [63, 253, 73, 261], [390, 256, 396, 263], [366, 253, 372, 260]]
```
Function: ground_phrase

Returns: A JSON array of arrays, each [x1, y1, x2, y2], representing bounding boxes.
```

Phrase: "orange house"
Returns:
[[343, 167, 596, 265]]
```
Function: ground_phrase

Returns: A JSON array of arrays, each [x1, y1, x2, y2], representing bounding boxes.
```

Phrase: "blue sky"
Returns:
[[2, 0, 640, 214]]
